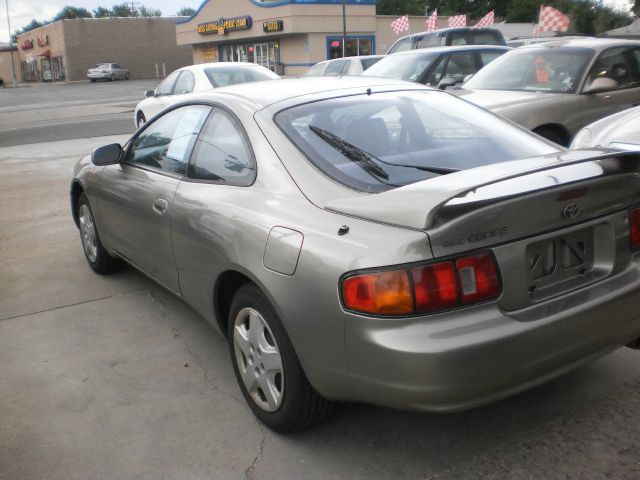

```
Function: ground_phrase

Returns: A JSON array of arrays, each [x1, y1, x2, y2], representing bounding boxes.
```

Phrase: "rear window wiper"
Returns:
[[309, 125, 390, 181]]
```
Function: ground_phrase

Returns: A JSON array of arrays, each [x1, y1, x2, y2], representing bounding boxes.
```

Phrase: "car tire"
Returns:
[[90, 79, 96, 83], [77, 193, 123, 275], [136, 111, 146, 128], [110, 74, 115, 81], [125, 72, 130, 80], [228, 283, 333, 433], [534, 127, 567, 147]]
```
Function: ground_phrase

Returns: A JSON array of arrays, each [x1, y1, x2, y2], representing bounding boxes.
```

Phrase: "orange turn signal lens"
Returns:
[[342, 270, 413, 315]]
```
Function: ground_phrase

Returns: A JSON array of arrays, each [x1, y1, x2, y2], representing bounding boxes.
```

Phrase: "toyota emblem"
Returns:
[[562, 203, 579, 220]]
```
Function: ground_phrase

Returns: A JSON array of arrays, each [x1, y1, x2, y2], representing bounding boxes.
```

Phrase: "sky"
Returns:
[[1, 0, 635, 43]]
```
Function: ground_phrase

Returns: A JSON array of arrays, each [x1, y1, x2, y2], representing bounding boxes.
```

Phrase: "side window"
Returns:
[[442, 52, 478, 83], [415, 34, 440, 49], [113, 64, 121, 69], [156, 70, 181, 96], [340, 60, 352, 75], [587, 47, 640, 89], [324, 60, 347, 76], [128, 105, 211, 175], [479, 50, 504, 67], [188, 109, 256, 185], [425, 56, 447, 85], [174, 71, 195, 94]]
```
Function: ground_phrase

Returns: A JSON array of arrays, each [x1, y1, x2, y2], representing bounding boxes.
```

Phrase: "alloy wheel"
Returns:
[[78, 203, 97, 263], [233, 307, 284, 412]]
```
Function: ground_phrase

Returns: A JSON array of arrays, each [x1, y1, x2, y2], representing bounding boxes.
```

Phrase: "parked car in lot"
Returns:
[[71, 77, 640, 432], [134, 62, 280, 128], [388, 27, 506, 54], [572, 106, 640, 150], [87, 63, 129, 82], [456, 38, 640, 146], [364, 45, 510, 89], [303, 55, 384, 77]]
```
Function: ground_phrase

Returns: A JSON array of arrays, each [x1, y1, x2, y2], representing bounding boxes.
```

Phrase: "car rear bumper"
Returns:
[[87, 73, 109, 79], [339, 260, 640, 412]]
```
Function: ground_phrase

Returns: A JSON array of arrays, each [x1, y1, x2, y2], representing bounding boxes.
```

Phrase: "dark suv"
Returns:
[[388, 27, 507, 54]]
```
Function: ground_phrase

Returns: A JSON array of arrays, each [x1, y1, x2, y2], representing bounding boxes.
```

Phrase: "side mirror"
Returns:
[[583, 77, 618, 94], [92, 143, 122, 166], [437, 77, 460, 90], [144, 89, 155, 97]]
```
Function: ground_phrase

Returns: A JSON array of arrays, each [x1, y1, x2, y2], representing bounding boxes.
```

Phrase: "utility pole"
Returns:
[[342, 0, 347, 58], [4, 0, 16, 86]]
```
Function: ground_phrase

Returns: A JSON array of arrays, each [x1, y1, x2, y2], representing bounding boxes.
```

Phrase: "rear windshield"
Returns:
[[204, 66, 279, 87], [449, 31, 505, 46], [365, 52, 439, 82], [387, 37, 413, 54], [361, 57, 382, 70], [275, 91, 558, 193]]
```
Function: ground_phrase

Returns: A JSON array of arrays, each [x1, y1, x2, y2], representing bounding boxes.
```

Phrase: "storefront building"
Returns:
[[16, 17, 192, 83], [176, 0, 385, 77]]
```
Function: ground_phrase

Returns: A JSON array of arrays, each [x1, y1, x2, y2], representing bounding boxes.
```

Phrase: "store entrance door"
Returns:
[[255, 43, 269, 69]]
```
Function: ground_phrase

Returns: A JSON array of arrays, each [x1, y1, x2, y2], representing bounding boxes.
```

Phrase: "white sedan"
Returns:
[[134, 62, 280, 128]]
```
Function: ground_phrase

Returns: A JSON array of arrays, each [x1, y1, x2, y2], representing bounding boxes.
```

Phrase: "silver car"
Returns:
[[70, 77, 640, 432], [572, 106, 640, 151], [303, 55, 383, 77], [457, 38, 640, 145], [87, 63, 129, 82]]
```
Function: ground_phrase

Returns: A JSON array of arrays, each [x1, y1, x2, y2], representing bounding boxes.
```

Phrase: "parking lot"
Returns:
[[1, 81, 640, 479]]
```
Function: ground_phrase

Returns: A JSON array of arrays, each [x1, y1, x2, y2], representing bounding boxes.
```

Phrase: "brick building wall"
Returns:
[[17, 17, 192, 82]]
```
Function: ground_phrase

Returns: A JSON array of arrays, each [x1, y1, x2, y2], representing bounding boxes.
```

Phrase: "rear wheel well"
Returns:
[[70, 182, 84, 228], [533, 124, 571, 147], [215, 270, 253, 337]]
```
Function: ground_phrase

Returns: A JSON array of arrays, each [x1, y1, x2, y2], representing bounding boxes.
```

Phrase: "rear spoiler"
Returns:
[[325, 149, 640, 230]]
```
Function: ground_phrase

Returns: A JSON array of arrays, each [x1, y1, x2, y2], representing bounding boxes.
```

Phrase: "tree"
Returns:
[[177, 7, 196, 16], [93, 7, 112, 18], [138, 6, 162, 17], [633, 0, 639, 18], [111, 3, 138, 17], [53, 6, 93, 21]]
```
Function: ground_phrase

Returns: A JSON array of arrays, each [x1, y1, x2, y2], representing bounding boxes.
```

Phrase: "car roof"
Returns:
[[184, 62, 269, 70], [518, 37, 640, 51], [184, 76, 425, 110], [389, 45, 511, 56], [325, 55, 384, 63]]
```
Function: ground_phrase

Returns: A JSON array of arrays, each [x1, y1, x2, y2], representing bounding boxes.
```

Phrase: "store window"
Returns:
[[218, 41, 280, 71], [327, 36, 375, 60]]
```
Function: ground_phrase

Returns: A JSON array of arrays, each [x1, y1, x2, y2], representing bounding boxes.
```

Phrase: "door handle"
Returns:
[[152, 198, 169, 215]]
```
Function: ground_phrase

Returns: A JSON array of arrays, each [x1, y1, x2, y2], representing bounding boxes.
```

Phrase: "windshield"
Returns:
[[365, 53, 438, 82], [275, 91, 559, 193], [204, 66, 279, 87], [388, 36, 413, 54], [464, 47, 593, 93], [95, 64, 110, 69]]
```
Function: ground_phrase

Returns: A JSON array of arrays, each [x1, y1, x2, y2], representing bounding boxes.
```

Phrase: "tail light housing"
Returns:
[[341, 252, 501, 316], [631, 207, 640, 251]]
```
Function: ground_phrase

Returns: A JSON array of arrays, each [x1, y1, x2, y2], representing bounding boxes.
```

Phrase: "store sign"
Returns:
[[330, 40, 341, 48], [263, 20, 283, 33], [197, 16, 252, 35], [37, 34, 49, 47], [21, 38, 34, 50]]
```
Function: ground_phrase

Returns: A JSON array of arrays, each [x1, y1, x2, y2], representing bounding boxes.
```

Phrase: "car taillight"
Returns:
[[631, 207, 640, 251], [342, 252, 501, 316], [342, 270, 413, 315]]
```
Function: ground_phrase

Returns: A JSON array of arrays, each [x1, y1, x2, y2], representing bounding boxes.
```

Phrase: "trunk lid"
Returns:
[[326, 149, 640, 310]]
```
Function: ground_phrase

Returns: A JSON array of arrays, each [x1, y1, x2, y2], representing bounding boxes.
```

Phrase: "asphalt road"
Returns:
[[1, 83, 640, 479], [0, 79, 157, 147]]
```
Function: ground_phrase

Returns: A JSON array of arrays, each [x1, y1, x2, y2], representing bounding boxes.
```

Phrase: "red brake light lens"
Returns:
[[342, 270, 413, 315], [412, 262, 458, 312], [341, 252, 501, 316], [631, 208, 640, 251], [456, 254, 500, 304]]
